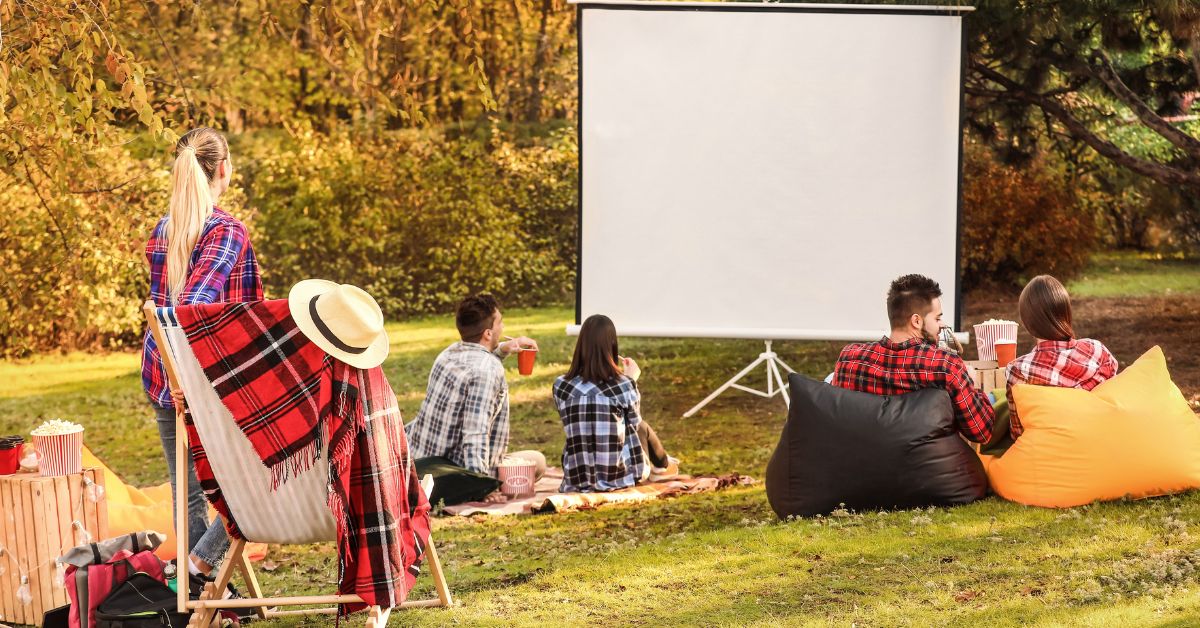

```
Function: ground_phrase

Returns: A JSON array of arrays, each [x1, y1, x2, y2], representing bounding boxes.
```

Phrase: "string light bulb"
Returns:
[[16, 574, 32, 606], [72, 520, 92, 543], [84, 475, 105, 503], [55, 561, 67, 587]]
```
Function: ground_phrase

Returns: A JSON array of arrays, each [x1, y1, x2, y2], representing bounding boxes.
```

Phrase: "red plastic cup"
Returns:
[[0, 446, 21, 475], [0, 441, 35, 477], [994, 340, 1017, 368], [517, 348, 538, 376]]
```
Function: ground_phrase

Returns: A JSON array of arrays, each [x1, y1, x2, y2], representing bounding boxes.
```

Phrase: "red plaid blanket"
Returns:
[[175, 300, 430, 612]]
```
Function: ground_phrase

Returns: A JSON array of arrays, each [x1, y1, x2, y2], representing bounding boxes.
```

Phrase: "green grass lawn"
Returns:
[[1068, 251, 1200, 298], [4, 280, 1200, 625]]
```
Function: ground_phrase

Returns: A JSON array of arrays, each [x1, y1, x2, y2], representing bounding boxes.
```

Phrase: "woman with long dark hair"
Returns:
[[552, 314, 677, 492], [1005, 275, 1118, 441]]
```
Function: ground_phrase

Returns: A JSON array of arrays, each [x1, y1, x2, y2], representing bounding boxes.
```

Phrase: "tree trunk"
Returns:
[[297, 1, 313, 117], [525, 0, 553, 123]]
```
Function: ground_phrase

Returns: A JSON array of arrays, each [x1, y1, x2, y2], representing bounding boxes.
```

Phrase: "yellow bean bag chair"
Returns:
[[82, 447, 180, 559], [981, 346, 1200, 507], [83, 447, 266, 562]]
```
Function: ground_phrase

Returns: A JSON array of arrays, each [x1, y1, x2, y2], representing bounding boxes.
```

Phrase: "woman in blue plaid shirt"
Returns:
[[553, 315, 678, 492]]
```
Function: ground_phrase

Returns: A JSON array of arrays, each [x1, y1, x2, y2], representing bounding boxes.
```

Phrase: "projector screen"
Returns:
[[574, 1, 969, 341]]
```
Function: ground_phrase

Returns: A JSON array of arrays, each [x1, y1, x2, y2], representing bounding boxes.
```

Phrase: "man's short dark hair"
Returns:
[[456, 294, 500, 343], [886, 274, 942, 330]]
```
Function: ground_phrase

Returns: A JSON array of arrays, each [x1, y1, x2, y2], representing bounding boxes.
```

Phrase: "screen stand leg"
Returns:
[[683, 340, 796, 418]]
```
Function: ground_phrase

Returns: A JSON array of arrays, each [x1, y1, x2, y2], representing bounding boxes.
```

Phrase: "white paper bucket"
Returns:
[[33, 428, 84, 477], [498, 460, 537, 498], [972, 321, 1019, 362]]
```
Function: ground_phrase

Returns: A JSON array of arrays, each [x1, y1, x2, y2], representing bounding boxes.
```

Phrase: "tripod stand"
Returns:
[[683, 340, 795, 418]]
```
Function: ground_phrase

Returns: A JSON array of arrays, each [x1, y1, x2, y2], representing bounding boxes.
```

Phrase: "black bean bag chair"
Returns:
[[765, 373, 988, 518]]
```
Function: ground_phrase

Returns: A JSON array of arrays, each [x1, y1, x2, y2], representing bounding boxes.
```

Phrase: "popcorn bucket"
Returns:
[[497, 459, 537, 498], [972, 321, 1019, 362], [33, 427, 84, 477]]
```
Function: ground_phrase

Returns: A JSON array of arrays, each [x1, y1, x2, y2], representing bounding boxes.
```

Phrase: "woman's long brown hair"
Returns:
[[565, 314, 621, 383], [1018, 275, 1075, 342]]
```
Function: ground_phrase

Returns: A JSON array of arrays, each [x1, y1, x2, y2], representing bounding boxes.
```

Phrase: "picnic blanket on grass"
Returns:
[[175, 300, 430, 614], [443, 467, 756, 516]]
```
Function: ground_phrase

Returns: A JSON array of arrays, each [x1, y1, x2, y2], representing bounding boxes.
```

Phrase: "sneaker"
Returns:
[[187, 571, 213, 600], [649, 456, 680, 481]]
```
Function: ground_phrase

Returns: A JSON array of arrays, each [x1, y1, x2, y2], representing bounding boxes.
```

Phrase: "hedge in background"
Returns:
[[0, 138, 171, 357], [960, 142, 1097, 290], [0, 127, 577, 357], [238, 126, 577, 316]]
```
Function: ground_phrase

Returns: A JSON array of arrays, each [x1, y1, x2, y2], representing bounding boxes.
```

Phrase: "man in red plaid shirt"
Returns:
[[831, 274, 995, 443]]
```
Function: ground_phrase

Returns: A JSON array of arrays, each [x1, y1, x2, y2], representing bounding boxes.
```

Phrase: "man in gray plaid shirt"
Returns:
[[406, 294, 546, 492]]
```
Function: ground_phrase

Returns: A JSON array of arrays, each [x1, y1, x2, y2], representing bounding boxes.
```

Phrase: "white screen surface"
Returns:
[[576, 2, 966, 340]]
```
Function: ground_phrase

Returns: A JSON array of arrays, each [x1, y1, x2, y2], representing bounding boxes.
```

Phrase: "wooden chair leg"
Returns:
[[189, 589, 215, 628], [188, 580, 219, 628], [232, 548, 268, 620], [192, 538, 243, 627], [424, 536, 453, 607], [209, 538, 243, 601], [366, 604, 391, 627]]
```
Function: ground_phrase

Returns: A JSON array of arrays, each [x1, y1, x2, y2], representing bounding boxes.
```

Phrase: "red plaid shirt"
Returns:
[[832, 336, 995, 443], [1005, 338, 1118, 439], [142, 207, 262, 408]]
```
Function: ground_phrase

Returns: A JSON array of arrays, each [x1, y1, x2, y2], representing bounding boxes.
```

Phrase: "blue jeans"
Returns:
[[153, 403, 230, 567]]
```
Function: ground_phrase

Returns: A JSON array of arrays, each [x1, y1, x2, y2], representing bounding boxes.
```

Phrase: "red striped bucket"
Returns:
[[33, 428, 84, 477], [498, 460, 537, 498], [972, 321, 1019, 362]]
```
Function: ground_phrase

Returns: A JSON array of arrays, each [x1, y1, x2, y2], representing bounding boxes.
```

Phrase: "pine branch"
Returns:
[[1085, 49, 1200, 161], [971, 60, 1200, 189]]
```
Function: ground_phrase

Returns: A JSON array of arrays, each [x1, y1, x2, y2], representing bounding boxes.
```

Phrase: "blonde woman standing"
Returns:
[[140, 127, 261, 593]]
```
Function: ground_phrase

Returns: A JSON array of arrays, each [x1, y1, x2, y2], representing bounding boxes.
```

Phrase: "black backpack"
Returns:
[[95, 572, 190, 627]]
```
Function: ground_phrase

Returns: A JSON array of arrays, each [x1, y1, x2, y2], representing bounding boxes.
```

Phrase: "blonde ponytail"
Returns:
[[165, 127, 229, 303]]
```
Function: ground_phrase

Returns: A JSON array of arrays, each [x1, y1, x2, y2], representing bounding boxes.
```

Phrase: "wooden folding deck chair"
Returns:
[[144, 302, 452, 627]]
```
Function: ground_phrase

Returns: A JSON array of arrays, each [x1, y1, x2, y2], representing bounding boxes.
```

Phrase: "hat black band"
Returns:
[[309, 295, 369, 355]]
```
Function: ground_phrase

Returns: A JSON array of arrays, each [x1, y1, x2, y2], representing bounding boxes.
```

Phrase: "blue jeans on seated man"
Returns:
[[153, 403, 231, 567]]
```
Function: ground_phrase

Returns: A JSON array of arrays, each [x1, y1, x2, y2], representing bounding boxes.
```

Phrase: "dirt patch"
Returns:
[[963, 292, 1200, 404]]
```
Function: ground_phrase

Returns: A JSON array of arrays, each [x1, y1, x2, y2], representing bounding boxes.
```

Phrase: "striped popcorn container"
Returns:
[[972, 320, 1019, 362], [498, 458, 537, 498], [33, 427, 84, 477]]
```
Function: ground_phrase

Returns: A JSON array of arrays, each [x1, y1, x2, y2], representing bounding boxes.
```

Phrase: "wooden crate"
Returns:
[[0, 469, 108, 627], [966, 360, 1003, 392]]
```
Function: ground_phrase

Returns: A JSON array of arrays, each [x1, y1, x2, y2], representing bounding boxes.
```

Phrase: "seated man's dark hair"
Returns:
[[456, 294, 500, 343], [886, 274, 942, 330]]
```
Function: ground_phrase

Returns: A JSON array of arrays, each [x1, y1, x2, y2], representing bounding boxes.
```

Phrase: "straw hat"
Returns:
[[288, 279, 390, 369]]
